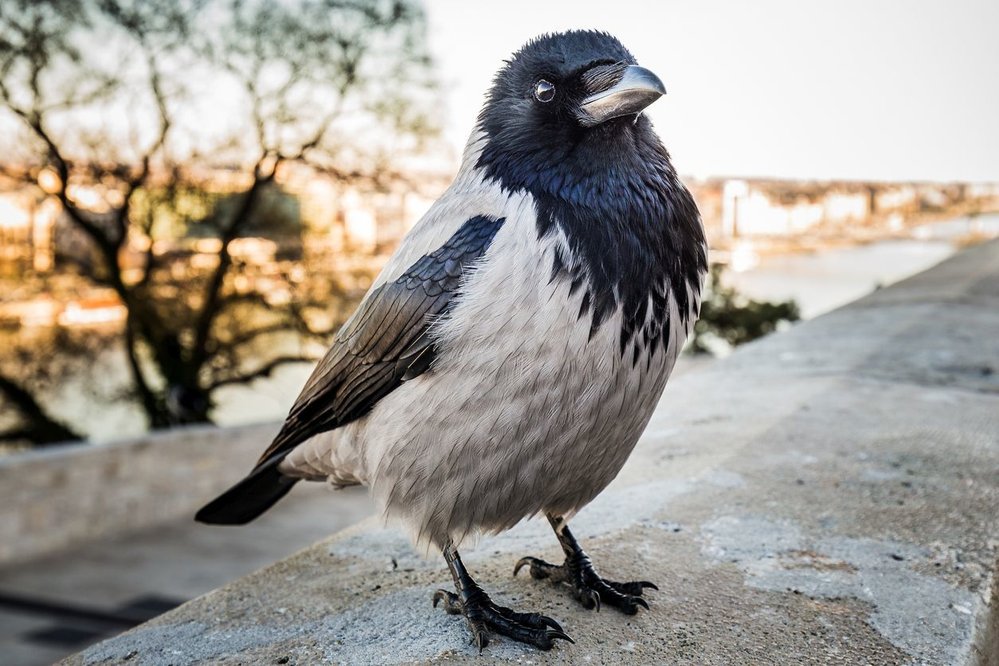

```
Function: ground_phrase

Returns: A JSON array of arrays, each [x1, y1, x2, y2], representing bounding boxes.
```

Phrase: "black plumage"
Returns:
[[476, 31, 707, 364]]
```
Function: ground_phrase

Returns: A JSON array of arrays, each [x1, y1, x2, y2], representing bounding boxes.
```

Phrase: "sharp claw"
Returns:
[[633, 596, 650, 611], [589, 589, 601, 612], [639, 580, 659, 591], [547, 629, 575, 644], [539, 615, 564, 632], [514, 556, 561, 581], [433, 589, 465, 615]]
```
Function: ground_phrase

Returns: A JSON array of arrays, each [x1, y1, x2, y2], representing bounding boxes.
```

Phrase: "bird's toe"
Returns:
[[513, 555, 567, 582], [432, 589, 464, 615], [435, 586, 572, 651], [516, 549, 658, 614], [581, 575, 653, 615], [606, 579, 659, 596], [479, 610, 568, 650], [491, 602, 566, 633]]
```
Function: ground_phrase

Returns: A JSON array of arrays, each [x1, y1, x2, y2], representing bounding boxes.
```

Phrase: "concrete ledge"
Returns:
[[0, 421, 281, 564], [68, 241, 998, 665]]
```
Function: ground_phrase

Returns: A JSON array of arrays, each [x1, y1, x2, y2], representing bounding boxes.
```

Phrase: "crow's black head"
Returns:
[[476, 31, 707, 366], [476, 30, 668, 195]]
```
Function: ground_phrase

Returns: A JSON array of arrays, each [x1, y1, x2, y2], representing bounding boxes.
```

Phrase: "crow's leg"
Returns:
[[514, 514, 657, 614], [432, 541, 572, 651]]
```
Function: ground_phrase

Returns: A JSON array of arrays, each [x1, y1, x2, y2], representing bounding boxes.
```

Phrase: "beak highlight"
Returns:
[[578, 64, 667, 127]]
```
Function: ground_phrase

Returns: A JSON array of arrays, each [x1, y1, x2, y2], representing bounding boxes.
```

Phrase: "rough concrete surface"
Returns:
[[64, 241, 999, 665]]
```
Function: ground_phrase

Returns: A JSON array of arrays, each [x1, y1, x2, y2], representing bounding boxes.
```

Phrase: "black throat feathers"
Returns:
[[477, 115, 708, 366]]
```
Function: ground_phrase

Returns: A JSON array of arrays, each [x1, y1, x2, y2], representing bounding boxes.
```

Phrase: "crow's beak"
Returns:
[[577, 64, 667, 127]]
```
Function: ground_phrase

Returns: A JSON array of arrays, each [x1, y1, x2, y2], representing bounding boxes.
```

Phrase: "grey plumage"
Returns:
[[197, 29, 707, 651]]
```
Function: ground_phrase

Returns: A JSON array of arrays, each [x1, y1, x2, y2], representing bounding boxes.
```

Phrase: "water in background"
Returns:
[[725, 238, 954, 319], [725, 213, 998, 319]]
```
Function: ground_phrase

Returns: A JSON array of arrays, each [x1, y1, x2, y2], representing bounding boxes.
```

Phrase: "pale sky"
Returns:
[[423, 0, 999, 183]]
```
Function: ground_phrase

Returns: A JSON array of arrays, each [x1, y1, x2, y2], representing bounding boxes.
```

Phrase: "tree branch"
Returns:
[[0, 373, 83, 445], [122, 316, 166, 426], [211, 321, 301, 354], [207, 354, 312, 391], [190, 157, 279, 369]]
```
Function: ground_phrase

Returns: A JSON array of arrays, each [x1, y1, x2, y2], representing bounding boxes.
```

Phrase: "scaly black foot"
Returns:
[[436, 543, 572, 651], [514, 515, 657, 614]]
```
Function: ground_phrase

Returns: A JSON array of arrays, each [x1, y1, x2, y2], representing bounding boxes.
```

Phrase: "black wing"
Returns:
[[196, 214, 504, 525], [254, 214, 505, 466]]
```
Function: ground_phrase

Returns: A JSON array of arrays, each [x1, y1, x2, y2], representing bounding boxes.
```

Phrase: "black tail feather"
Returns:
[[195, 456, 299, 525]]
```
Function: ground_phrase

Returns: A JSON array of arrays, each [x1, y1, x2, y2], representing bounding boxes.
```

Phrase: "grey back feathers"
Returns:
[[256, 215, 506, 465]]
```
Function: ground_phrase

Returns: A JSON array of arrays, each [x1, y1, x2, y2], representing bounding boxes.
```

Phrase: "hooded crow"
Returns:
[[197, 29, 707, 651]]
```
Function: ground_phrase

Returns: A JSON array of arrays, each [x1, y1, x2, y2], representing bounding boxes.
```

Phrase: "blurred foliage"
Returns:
[[690, 263, 801, 354]]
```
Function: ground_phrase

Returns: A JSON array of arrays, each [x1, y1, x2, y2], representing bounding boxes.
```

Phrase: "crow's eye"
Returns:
[[533, 79, 555, 103]]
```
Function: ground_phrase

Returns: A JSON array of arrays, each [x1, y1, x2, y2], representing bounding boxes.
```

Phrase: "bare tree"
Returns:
[[0, 0, 439, 441]]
